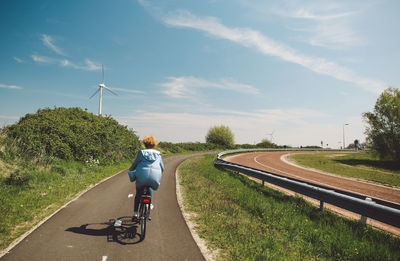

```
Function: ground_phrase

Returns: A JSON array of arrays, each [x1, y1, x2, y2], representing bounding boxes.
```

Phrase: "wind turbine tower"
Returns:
[[267, 130, 275, 143], [90, 64, 117, 116]]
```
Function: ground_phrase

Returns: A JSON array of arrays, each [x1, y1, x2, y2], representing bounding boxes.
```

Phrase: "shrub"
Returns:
[[4, 107, 140, 165]]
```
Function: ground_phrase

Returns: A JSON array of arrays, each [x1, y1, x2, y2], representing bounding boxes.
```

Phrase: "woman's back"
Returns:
[[129, 149, 164, 189]]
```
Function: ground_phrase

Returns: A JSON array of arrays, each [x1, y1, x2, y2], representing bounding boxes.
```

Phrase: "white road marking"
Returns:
[[102, 256, 107, 261], [114, 219, 122, 227], [128, 194, 133, 198], [253, 155, 329, 186]]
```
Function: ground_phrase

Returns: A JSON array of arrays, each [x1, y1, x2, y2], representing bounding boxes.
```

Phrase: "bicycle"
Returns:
[[137, 186, 151, 240]]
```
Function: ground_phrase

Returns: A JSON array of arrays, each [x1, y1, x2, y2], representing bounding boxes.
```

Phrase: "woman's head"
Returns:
[[142, 135, 158, 149]]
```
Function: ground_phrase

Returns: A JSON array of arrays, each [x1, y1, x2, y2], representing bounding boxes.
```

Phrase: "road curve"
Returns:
[[226, 151, 400, 204], [1, 154, 206, 261]]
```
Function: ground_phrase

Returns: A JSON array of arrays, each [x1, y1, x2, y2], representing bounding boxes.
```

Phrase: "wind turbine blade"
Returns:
[[102, 64, 104, 84], [89, 88, 100, 99], [103, 85, 118, 95]]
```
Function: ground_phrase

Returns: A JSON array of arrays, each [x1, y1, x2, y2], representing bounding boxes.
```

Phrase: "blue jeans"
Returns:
[[134, 186, 153, 212]]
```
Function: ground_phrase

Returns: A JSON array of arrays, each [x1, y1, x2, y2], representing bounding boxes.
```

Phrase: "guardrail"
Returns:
[[214, 149, 400, 228]]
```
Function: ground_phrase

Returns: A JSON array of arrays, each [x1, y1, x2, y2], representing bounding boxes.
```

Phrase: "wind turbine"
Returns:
[[267, 130, 275, 143], [89, 64, 117, 116]]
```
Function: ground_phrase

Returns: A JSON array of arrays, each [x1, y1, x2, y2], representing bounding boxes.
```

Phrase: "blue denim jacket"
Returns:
[[128, 149, 164, 190]]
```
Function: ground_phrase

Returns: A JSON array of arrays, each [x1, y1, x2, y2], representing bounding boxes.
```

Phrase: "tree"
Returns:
[[363, 87, 400, 161], [206, 125, 234, 147], [256, 139, 277, 148], [346, 140, 360, 150], [354, 139, 360, 150]]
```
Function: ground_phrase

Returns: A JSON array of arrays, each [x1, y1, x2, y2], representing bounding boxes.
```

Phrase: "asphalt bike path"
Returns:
[[1, 154, 208, 261]]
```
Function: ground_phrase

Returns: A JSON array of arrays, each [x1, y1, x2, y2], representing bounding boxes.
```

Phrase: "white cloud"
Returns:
[[282, 6, 356, 21], [41, 34, 66, 56], [116, 107, 337, 145], [137, 0, 150, 7], [33, 34, 100, 71], [287, 21, 361, 48], [270, 1, 363, 49], [83, 59, 102, 71], [0, 83, 23, 90], [59, 59, 70, 67], [32, 54, 101, 71], [31, 54, 54, 63], [162, 10, 385, 94], [160, 76, 259, 98], [112, 88, 145, 94], [59, 59, 101, 71], [309, 23, 361, 48], [13, 57, 24, 63]]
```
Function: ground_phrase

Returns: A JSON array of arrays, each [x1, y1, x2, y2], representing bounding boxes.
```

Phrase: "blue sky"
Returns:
[[1, 0, 399, 147]]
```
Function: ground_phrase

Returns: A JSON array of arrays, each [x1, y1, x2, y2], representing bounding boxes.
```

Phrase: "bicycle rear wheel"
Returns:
[[139, 203, 149, 240]]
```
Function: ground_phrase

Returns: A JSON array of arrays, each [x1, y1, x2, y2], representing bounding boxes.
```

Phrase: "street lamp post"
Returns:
[[343, 123, 349, 149]]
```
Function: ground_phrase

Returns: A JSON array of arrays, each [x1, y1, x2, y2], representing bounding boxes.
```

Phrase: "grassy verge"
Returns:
[[287, 151, 400, 187], [0, 159, 131, 251], [178, 154, 400, 260]]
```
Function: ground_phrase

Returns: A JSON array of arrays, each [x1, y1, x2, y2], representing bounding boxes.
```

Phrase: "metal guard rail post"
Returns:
[[214, 149, 400, 228]]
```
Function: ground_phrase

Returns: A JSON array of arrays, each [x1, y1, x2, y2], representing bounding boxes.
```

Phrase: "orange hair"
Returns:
[[142, 136, 158, 149]]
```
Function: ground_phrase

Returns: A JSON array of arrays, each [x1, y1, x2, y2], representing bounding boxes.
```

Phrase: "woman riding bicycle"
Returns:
[[128, 136, 164, 219]]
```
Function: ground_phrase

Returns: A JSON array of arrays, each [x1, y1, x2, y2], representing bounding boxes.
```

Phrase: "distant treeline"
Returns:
[[158, 140, 293, 154]]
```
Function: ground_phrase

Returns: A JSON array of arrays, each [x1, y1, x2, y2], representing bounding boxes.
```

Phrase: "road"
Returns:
[[1, 154, 206, 261], [226, 151, 400, 203]]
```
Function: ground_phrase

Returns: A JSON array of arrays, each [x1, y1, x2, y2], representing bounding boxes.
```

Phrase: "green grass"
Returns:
[[287, 151, 400, 187], [0, 159, 131, 250], [178, 154, 400, 260]]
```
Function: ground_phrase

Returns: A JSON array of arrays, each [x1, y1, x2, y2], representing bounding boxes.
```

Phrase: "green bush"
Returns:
[[3, 107, 140, 165]]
